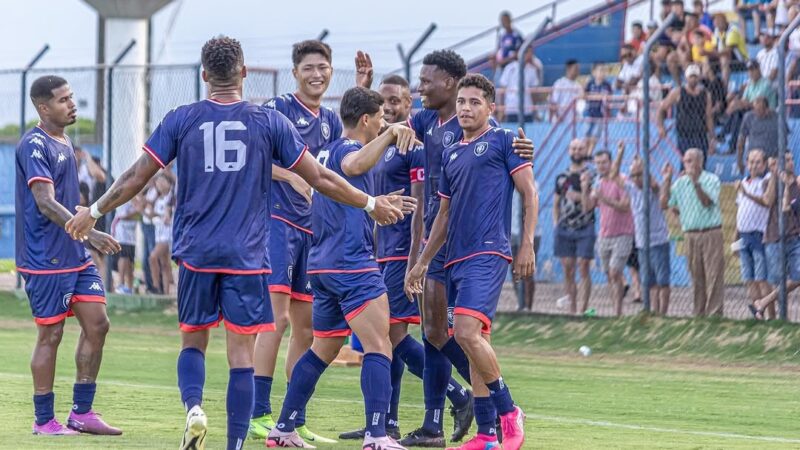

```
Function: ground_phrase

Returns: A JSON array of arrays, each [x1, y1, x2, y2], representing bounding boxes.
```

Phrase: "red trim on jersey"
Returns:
[[287, 145, 310, 170], [291, 93, 320, 118], [268, 284, 292, 295], [307, 267, 380, 275], [459, 126, 492, 145], [437, 191, 451, 199], [35, 125, 70, 145], [181, 261, 272, 275], [510, 162, 533, 175], [409, 167, 425, 183], [142, 145, 167, 169], [17, 261, 94, 275], [27, 177, 54, 187], [34, 312, 70, 326], [390, 316, 421, 325], [344, 300, 374, 322], [72, 295, 106, 304], [271, 215, 313, 235], [453, 307, 492, 334], [438, 114, 458, 127], [291, 292, 313, 302], [205, 98, 243, 105], [224, 321, 276, 335], [313, 328, 352, 338], [179, 316, 222, 332], [443, 251, 512, 268], [376, 256, 409, 263]]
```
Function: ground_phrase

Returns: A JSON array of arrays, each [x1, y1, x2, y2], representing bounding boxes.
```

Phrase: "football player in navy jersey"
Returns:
[[67, 37, 414, 450], [406, 74, 537, 450], [16, 75, 122, 437]]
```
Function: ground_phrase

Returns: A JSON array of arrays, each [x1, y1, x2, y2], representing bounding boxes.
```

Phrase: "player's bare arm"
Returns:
[[405, 198, 449, 299], [272, 164, 312, 203], [341, 125, 416, 177], [66, 153, 161, 240], [406, 182, 425, 273], [512, 166, 538, 281]]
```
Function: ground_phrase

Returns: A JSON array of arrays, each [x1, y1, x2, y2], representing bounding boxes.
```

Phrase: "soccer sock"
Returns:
[[253, 375, 273, 418], [289, 382, 314, 427], [395, 335, 424, 378], [486, 377, 515, 416], [33, 392, 55, 425], [422, 338, 450, 434], [227, 368, 254, 450], [177, 347, 205, 411], [72, 382, 96, 414], [441, 337, 472, 384], [362, 353, 391, 438], [474, 396, 498, 437], [388, 352, 405, 429], [446, 379, 470, 410], [276, 351, 328, 433]]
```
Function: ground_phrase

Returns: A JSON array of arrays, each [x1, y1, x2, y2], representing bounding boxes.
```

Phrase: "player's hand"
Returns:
[[355, 51, 374, 89], [404, 262, 428, 300], [87, 230, 122, 255], [66, 206, 97, 242], [513, 242, 536, 282], [512, 128, 534, 160], [390, 124, 416, 154], [371, 190, 417, 225], [289, 174, 313, 204]]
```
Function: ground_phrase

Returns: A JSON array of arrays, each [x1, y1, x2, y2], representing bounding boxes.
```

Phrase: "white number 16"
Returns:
[[200, 121, 247, 172]]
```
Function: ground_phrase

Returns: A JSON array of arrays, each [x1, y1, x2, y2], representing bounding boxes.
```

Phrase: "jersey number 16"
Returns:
[[200, 121, 247, 172]]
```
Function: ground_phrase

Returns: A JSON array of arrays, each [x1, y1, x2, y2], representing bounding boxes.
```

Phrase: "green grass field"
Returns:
[[2, 291, 800, 449]]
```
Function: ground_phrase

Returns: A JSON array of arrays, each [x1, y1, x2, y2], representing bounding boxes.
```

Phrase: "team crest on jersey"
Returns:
[[31, 148, 44, 159], [62, 293, 73, 310], [443, 131, 455, 147], [296, 117, 309, 127], [288, 265, 294, 281], [474, 142, 489, 156], [385, 146, 396, 161], [447, 306, 454, 328], [321, 122, 331, 140], [57, 153, 67, 163]]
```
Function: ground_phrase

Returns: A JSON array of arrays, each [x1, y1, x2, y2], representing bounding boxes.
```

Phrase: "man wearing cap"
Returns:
[[658, 64, 715, 161]]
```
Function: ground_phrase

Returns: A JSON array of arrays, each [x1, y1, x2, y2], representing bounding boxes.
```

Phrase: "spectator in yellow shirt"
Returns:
[[708, 13, 749, 86]]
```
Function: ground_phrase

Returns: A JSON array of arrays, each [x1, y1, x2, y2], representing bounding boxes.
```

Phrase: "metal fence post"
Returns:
[[641, 13, 676, 314], [397, 23, 437, 84], [517, 18, 552, 133]]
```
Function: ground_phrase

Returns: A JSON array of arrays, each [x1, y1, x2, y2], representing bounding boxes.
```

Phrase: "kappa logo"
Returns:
[[89, 282, 102, 291], [474, 142, 489, 156], [384, 146, 396, 161], [31, 148, 44, 160], [306, 281, 311, 291], [264, 99, 276, 108], [427, 127, 433, 136], [321, 122, 331, 140], [449, 152, 458, 161], [29, 136, 45, 147], [296, 117, 309, 127], [443, 131, 455, 147], [57, 152, 67, 163]]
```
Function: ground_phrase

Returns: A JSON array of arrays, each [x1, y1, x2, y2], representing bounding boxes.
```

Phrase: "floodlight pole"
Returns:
[[398, 23, 437, 83]]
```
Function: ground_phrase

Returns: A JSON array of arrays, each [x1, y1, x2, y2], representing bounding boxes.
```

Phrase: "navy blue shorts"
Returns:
[[380, 260, 421, 324], [554, 225, 596, 260], [268, 218, 313, 302], [22, 263, 106, 325], [310, 269, 387, 338], [446, 254, 510, 335], [177, 265, 274, 334], [639, 243, 671, 288], [426, 246, 448, 285]]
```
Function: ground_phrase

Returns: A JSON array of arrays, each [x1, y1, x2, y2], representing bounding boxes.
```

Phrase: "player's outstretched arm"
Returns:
[[291, 152, 416, 225], [404, 198, 449, 299], [341, 124, 415, 177], [406, 182, 425, 272], [512, 166, 538, 281], [272, 164, 312, 203], [66, 154, 161, 241]]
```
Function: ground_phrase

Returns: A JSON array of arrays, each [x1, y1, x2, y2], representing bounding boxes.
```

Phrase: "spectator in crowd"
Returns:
[[756, 29, 779, 84], [495, 11, 524, 77], [660, 149, 725, 317], [550, 59, 583, 121], [647, 20, 659, 38], [691, 28, 714, 65], [497, 45, 542, 123], [512, 183, 542, 312], [751, 152, 800, 319], [554, 139, 596, 315], [111, 197, 142, 295], [616, 44, 643, 94], [584, 63, 613, 148], [658, 64, 715, 160], [694, 0, 714, 30], [701, 60, 728, 130], [631, 58, 668, 119], [587, 145, 635, 316], [709, 13, 749, 86], [737, 96, 784, 170], [149, 174, 174, 295], [629, 21, 648, 53], [652, 27, 683, 83], [725, 60, 777, 150], [734, 149, 772, 318], [671, 0, 688, 30], [677, 12, 713, 67], [738, 0, 772, 43], [787, 5, 800, 79], [773, 0, 790, 30], [140, 179, 158, 294], [616, 149, 672, 315], [75, 146, 106, 200]]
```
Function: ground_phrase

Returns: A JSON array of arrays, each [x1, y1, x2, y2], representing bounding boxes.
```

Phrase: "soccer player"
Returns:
[[250, 43, 371, 444], [266, 87, 417, 450], [16, 75, 122, 436], [66, 37, 413, 450], [406, 73, 537, 450], [402, 50, 533, 447]]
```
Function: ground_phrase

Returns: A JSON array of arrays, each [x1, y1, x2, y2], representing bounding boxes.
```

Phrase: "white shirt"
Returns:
[[618, 54, 644, 85], [112, 202, 138, 246], [550, 77, 583, 116], [499, 61, 540, 115], [757, 46, 779, 80], [142, 186, 159, 225], [790, 29, 800, 52], [736, 174, 770, 233]]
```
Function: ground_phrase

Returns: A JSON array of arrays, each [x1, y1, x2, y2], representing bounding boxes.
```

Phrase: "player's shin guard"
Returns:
[[422, 338, 450, 433], [177, 348, 205, 411], [276, 351, 328, 433], [362, 353, 391, 438], [441, 338, 471, 384], [388, 352, 404, 429], [486, 378, 514, 416], [227, 368, 254, 450], [253, 375, 273, 418]]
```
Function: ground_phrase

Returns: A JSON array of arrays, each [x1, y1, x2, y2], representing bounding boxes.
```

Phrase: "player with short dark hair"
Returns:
[[406, 73, 537, 450], [66, 36, 413, 450], [266, 86, 417, 450], [17, 75, 122, 437]]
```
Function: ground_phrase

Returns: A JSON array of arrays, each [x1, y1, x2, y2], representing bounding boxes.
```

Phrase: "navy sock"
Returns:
[[72, 382, 96, 414], [446, 379, 470, 410], [288, 382, 313, 427], [276, 351, 328, 432], [362, 353, 391, 438], [422, 338, 450, 434], [395, 335, 424, 379], [33, 392, 55, 425], [177, 348, 205, 411], [253, 375, 273, 418], [227, 368, 254, 450], [441, 338, 471, 384], [474, 396, 497, 437], [388, 352, 405, 429], [486, 377, 515, 416]]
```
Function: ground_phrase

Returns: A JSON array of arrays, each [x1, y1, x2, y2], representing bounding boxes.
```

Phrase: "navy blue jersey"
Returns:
[[264, 93, 343, 231], [373, 143, 425, 261], [438, 127, 531, 267], [307, 138, 378, 273], [143, 98, 306, 273], [408, 109, 498, 235], [15, 126, 91, 273]]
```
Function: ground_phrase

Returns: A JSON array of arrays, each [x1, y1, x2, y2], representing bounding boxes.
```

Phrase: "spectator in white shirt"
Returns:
[[497, 46, 542, 123], [111, 198, 142, 295], [550, 59, 582, 122], [757, 30, 779, 84], [616, 44, 643, 94]]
